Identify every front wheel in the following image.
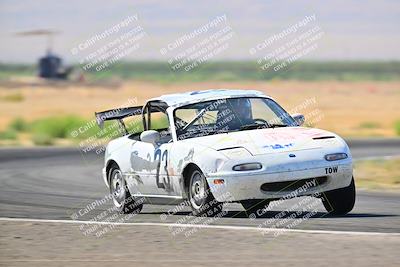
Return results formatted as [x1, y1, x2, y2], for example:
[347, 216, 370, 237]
[188, 167, 223, 217]
[322, 177, 356, 215]
[109, 165, 143, 214]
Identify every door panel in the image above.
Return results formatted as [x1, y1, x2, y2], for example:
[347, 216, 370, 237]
[127, 141, 156, 195]
[152, 143, 174, 195]
[128, 141, 180, 196]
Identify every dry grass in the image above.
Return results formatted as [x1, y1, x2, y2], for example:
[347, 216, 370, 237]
[354, 158, 400, 190]
[0, 80, 399, 137]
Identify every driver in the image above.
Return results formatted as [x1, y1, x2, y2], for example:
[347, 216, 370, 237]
[218, 98, 254, 130]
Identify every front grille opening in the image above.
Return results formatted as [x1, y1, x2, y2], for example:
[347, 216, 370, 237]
[260, 176, 327, 192]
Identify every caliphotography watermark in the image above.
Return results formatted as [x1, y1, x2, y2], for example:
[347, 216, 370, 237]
[250, 14, 324, 72]
[69, 188, 145, 238]
[164, 187, 231, 238]
[246, 179, 326, 238]
[69, 97, 140, 156]
[71, 14, 147, 72]
[160, 14, 235, 72]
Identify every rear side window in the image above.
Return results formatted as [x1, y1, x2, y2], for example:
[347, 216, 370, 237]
[149, 111, 169, 130]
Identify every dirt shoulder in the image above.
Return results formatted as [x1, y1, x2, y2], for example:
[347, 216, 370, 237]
[0, 80, 399, 137]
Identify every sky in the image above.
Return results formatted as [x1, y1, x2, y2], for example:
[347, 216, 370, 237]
[0, 0, 399, 63]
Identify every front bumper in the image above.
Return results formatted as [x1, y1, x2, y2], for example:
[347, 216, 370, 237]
[206, 162, 353, 202]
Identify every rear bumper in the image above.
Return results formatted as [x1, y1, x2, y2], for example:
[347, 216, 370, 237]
[206, 162, 353, 202]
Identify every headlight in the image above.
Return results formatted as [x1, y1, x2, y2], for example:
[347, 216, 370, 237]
[232, 163, 262, 171]
[325, 153, 348, 161]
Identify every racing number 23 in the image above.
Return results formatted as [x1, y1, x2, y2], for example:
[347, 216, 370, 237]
[154, 149, 170, 189]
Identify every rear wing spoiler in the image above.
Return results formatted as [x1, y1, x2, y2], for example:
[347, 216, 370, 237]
[95, 106, 142, 134]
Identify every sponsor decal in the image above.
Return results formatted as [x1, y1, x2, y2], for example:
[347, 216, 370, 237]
[264, 142, 294, 150]
[325, 166, 338, 174]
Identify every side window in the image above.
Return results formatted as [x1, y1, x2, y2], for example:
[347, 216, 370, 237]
[250, 98, 281, 124]
[124, 115, 144, 134]
[250, 98, 290, 125]
[151, 111, 171, 143]
[150, 111, 169, 130]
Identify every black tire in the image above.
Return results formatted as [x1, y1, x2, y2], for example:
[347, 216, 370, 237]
[187, 166, 223, 217]
[109, 165, 143, 214]
[322, 177, 356, 215]
[241, 199, 270, 217]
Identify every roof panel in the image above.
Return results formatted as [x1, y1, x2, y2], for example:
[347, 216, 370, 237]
[148, 89, 268, 107]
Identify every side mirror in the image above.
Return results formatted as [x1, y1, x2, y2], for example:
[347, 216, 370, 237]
[292, 113, 305, 126]
[140, 130, 160, 144]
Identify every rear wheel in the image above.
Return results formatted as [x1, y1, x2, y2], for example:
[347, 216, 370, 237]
[188, 167, 223, 217]
[322, 177, 356, 215]
[241, 199, 270, 217]
[109, 165, 143, 214]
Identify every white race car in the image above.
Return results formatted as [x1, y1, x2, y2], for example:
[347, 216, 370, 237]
[96, 89, 355, 217]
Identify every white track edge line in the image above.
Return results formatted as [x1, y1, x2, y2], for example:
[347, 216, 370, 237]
[1, 217, 399, 236]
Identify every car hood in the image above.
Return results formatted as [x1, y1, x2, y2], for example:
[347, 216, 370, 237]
[183, 127, 343, 156]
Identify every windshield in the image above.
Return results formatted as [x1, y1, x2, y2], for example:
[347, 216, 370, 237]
[174, 97, 296, 140]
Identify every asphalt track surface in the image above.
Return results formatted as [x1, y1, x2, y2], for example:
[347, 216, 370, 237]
[1, 139, 400, 266]
[0, 138, 400, 234]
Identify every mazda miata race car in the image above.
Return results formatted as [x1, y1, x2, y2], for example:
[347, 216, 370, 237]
[96, 89, 355, 217]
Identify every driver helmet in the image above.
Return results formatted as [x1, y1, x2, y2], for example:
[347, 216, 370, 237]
[228, 98, 252, 121]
